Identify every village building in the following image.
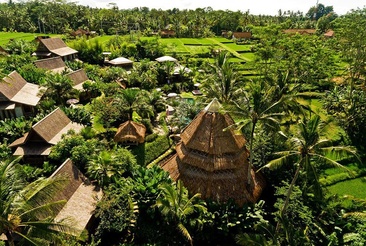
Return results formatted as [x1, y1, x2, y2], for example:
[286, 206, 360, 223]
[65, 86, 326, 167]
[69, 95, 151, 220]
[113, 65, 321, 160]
[50, 158, 103, 237]
[66, 69, 90, 91]
[0, 71, 44, 120]
[282, 29, 317, 35]
[34, 56, 70, 74]
[161, 98, 265, 206]
[114, 120, 146, 145]
[232, 31, 252, 40]
[9, 107, 83, 163]
[160, 29, 176, 38]
[32, 37, 78, 61]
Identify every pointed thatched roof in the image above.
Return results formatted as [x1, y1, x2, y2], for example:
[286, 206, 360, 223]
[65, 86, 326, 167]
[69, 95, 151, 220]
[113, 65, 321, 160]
[51, 159, 103, 236]
[66, 69, 89, 90]
[10, 108, 84, 155]
[114, 120, 146, 144]
[161, 99, 265, 206]
[34, 56, 68, 74]
[0, 71, 44, 106]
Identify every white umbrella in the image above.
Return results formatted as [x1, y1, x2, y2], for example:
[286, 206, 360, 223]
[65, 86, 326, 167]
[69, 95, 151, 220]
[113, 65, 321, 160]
[167, 92, 178, 98]
[155, 56, 177, 62]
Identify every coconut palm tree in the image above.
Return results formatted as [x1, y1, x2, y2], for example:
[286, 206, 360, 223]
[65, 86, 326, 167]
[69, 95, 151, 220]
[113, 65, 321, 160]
[0, 157, 74, 246]
[233, 79, 284, 185]
[116, 88, 153, 121]
[202, 51, 243, 104]
[155, 180, 207, 246]
[259, 114, 358, 235]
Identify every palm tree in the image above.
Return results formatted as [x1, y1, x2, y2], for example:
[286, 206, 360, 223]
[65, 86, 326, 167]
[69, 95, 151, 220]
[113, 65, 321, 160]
[259, 114, 358, 235]
[233, 79, 284, 185]
[155, 180, 207, 246]
[117, 88, 153, 121]
[202, 51, 243, 104]
[0, 157, 74, 246]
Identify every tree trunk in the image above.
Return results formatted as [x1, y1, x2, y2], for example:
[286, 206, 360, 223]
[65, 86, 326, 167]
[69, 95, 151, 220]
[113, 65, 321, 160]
[5, 231, 15, 246]
[247, 121, 256, 185]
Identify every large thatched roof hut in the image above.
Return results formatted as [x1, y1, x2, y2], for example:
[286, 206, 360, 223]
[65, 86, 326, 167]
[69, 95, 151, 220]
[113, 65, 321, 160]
[66, 69, 89, 91]
[161, 99, 265, 206]
[114, 120, 146, 145]
[50, 158, 103, 236]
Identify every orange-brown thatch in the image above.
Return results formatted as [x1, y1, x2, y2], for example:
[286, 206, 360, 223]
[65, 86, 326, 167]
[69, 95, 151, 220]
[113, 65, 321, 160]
[114, 120, 146, 145]
[161, 98, 265, 206]
[51, 159, 103, 236]
[232, 31, 252, 39]
[283, 29, 316, 35]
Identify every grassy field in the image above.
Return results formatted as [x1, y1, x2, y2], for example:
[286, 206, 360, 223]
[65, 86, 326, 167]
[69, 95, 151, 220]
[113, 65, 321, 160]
[0, 32, 59, 45]
[328, 176, 366, 199]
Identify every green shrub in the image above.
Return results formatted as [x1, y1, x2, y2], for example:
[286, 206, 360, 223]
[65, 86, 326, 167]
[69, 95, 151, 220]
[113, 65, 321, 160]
[145, 133, 158, 142]
[132, 135, 171, 166]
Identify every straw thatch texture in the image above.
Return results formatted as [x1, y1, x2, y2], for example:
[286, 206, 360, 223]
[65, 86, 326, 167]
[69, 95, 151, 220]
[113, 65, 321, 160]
[1, 71, 44, 106]
[32, 108, 83, 144]
[51, 159, 103, 236]
[34, 56, 68, 74]
[161, 98, 265, 205]
[114, 120, 146, 144]
[66, 69, 88, 90]
[38, 38, 78, 57]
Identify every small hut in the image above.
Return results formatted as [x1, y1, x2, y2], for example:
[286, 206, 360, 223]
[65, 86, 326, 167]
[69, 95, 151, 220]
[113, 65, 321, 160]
[161, 98, 265, 206]
[66, 69, 90, 91]
[50, 158, 103, 236]
[107, 57, 133, 69]
[34, 56, 69, 74]
[32, 37, 78, 61]
[0, 71, 44, 120]
[114, 121, 146, 145]
[9, 108, 84, 163]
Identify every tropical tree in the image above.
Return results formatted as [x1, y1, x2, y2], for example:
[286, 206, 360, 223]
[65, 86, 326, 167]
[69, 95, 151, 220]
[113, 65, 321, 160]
[116, 88, 153, 121]
[202, 51, 243, 104]
[260, 114, 358, 237]
[233, 79, 284, 185]
[0, 157, 74, 246]
[155, 180, 207, 246]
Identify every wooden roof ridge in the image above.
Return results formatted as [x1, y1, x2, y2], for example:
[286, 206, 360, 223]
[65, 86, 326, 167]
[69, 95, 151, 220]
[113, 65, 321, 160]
[40, 37, 67, 50]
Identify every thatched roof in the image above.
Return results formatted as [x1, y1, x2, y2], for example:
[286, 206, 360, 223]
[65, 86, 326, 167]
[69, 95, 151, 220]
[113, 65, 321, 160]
[324, 30, 334, 38]
[10, 108, 83, 155]
[232, 32, 252, 39]
[114, 120, 146, 144]
[51, 159, 102, 236]
[66, 69, 89, 90]
[161, 98, 265, 205]
[37, 38, 78, 57]
[0, 71, 44, 106]
[34, 56, 68, 74]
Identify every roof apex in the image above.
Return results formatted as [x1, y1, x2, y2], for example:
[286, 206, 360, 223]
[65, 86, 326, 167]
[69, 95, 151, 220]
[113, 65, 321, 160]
[204, 98, 221, 113]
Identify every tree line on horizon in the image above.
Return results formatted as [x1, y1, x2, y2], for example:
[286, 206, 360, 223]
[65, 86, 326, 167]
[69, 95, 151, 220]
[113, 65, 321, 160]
[0, 0, 336, 36]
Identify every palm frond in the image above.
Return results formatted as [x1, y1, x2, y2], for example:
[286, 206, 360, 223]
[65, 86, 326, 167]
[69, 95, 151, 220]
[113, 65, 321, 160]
[259, 152, 299, 171]
[310, 153, 354, 175]
[177, 222, 192, 245]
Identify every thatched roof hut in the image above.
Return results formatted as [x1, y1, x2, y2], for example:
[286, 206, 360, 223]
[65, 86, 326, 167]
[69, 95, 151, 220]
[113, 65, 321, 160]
[0, 71, 44, 106]
[50, 159, 102, 236]
[283, 29, 316, 35]
[114, 120, 146, 145]
[34, 56, 69, 74]
[107, 57, 133, 68]
[9, 108, 83, 161]
[66, 69, 89, 90]
[33, 37, 78, 61]
[161, 99, 265, 206]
